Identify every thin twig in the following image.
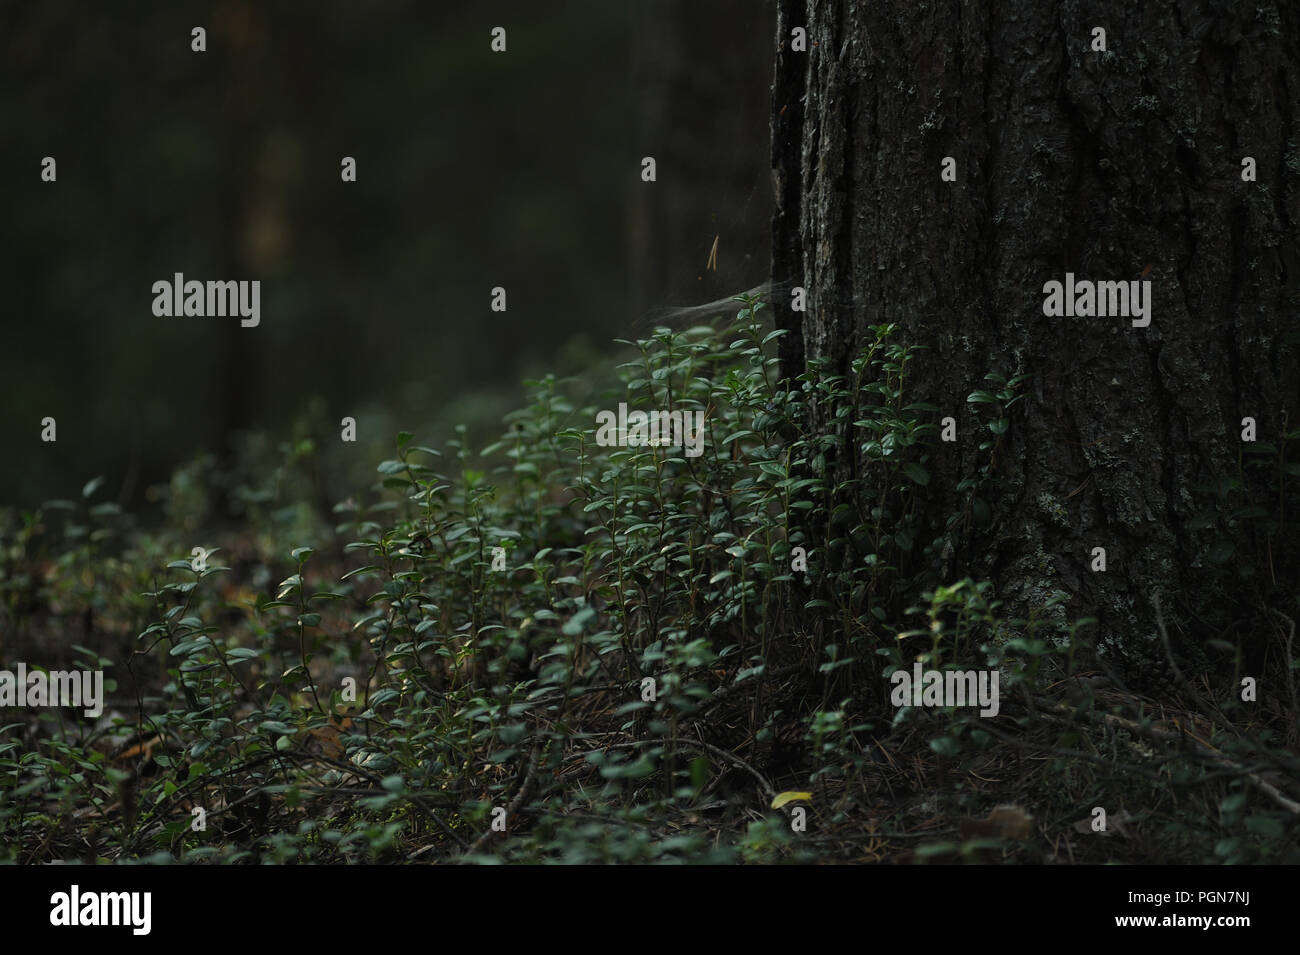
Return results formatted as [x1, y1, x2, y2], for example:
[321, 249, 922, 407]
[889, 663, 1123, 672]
[281, 749, 469, 849]
[1266, 608, 1298, 733]
[461, 742, 542, 860]
[1038, 696, 1300, 815]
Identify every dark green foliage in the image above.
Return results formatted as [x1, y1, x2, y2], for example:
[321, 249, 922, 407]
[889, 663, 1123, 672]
[2, 293, 1298, 864]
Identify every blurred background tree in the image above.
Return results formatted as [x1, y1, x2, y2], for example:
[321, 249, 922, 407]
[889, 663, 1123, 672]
[0, 0, 773, 510]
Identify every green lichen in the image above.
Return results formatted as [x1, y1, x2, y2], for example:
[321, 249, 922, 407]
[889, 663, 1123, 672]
[1037, 491, 1070, 529]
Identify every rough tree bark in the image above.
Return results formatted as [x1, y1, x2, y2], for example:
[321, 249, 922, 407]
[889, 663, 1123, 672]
[771, 0, 1299, 678]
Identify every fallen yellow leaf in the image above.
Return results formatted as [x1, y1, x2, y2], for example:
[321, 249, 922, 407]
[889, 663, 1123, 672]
[770, 791, 813, 809]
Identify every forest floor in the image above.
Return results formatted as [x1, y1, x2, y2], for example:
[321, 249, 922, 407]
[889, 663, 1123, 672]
[4, 313, 1297, 863]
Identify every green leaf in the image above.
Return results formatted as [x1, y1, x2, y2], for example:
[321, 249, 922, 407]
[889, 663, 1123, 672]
[1219, 792, 1248, 815]
[904, 462, 930, 486]
[562, 607, 597, 636]
[690, 756, 710, 791]
[600, 755, 656, 779]
[1245, 814, 1284, 839]
[930, 736, 959, 757]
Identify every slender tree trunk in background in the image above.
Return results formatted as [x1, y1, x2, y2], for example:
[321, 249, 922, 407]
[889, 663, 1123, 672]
[771, 0, 1300, 677]
[214, 15, 261, 452]
[631, 0, 774, 320]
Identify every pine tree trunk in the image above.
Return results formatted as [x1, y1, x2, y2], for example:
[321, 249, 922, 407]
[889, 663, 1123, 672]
[770, 0, 1300, 675]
